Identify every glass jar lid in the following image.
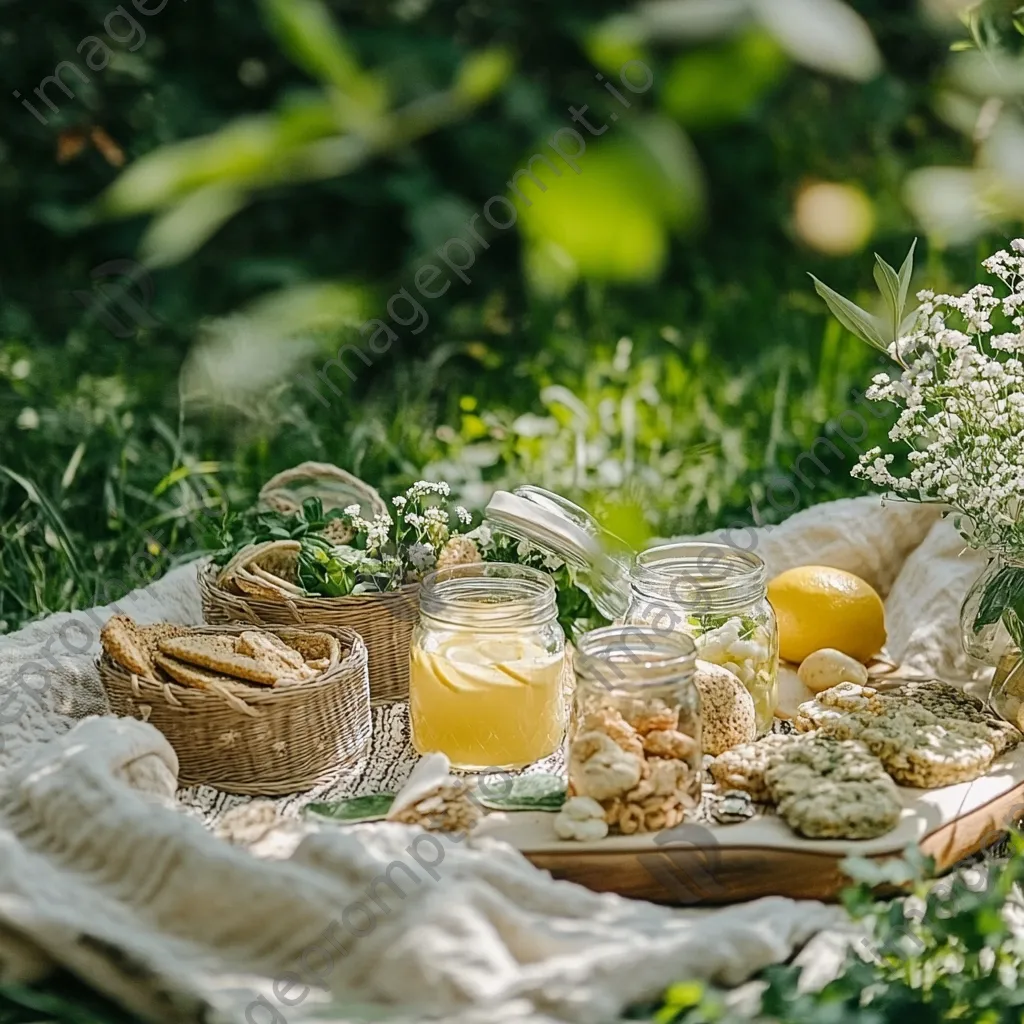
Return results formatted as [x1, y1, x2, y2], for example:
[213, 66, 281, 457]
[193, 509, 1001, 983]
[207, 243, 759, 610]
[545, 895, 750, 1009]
[483, 486, 630, 620]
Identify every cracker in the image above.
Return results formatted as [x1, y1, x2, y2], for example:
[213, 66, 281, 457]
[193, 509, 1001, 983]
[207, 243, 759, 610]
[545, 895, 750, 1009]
[232, 573, 289, 602]
[794, 682, 886, 732]
[236, 631, 308, 673]
[100, 615, 154, 679]
[895, 680, 1019, 757]
[157, 636, 280, 686]
[283, 631, 341, 666]
[775, 778, 901, 840]
[248, 565, 305, 596]
[153, 653, 246, 694]
[805, 679, 1019, 769]
[101, 616, 192, 681]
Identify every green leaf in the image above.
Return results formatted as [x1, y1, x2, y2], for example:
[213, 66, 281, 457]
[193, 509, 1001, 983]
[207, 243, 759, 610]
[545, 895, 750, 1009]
[897, 238, 918, 313]
[873, 255, 901, 338]
[809, 274, 890, 350]
[899, 308, 921, 335]
[660, 29, 788, 129]
[305, 793, 395, 822]
[139, 186, 247, 269]
[1005, 611, 1024, 652]
[475, 773, 567, 811]
[260, 0, 363, 96]
[973, 565, 1024, 630]
[454, 48, 514, 104]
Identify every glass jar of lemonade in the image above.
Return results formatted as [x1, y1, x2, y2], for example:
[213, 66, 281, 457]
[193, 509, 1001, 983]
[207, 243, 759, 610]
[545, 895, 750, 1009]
[409, 563, 566, 771]
[625, 542, 779, 735]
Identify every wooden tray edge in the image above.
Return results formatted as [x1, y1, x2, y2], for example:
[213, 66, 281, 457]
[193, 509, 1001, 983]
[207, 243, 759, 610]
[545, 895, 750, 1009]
[524, 780, 1024, 905]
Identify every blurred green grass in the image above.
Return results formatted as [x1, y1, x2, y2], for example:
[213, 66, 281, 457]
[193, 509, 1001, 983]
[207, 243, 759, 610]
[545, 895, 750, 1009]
[3, 0, 994, 634]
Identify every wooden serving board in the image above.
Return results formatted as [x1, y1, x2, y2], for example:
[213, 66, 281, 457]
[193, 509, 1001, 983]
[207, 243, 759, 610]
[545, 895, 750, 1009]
[475, 747, 1024, 904]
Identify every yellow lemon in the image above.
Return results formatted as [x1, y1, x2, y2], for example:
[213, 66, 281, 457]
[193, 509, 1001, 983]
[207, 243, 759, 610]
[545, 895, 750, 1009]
[767, 565, 886, 664]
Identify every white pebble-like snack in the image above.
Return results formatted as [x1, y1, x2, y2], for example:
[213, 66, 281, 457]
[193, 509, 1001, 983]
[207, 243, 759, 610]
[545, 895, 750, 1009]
[694, 618, 769, 687]
[692, 616, 775, 731]
[553, 796, 609, 841]
[797, 648, 869, 694]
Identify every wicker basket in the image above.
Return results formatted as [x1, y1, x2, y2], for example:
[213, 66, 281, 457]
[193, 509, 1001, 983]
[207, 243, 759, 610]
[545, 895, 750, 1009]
[99, 625, 371, 795]
[259, 462, 387, 544]
[201, 563, 418, 705]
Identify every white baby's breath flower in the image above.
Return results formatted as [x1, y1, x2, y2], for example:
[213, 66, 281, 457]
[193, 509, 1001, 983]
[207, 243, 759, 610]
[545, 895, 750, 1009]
[364, 513, 393, 554]
[468, 523, 493, 549]
[854, 240, 1024, 557]
[407, 542, 435, 572]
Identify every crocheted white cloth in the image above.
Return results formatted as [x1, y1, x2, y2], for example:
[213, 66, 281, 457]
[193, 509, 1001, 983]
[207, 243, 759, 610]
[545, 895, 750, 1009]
[0, 497, 983, 1024]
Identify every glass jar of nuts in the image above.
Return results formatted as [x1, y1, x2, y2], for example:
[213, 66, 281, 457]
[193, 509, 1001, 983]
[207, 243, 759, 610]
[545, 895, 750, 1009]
[569, 625, 701, 835]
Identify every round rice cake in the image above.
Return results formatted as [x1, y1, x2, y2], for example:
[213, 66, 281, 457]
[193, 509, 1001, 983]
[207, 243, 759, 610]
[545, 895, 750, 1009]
[820, 704, 996, 788]
[765, 736, 901, 840]
[794, 682, 886, 732]
[709, 734, 800, 802]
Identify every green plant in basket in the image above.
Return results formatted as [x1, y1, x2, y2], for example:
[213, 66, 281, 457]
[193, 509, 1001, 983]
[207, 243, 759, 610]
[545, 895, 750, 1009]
[213, 483, 478, 597]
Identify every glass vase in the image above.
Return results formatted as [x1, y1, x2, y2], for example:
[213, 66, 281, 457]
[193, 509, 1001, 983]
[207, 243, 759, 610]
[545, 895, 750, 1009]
[960, 555, 1024, 729]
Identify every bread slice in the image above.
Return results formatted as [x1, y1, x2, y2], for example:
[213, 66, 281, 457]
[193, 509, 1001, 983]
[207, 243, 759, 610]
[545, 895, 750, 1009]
[153, 653, 243, 693]
[157, 636, 280, 686]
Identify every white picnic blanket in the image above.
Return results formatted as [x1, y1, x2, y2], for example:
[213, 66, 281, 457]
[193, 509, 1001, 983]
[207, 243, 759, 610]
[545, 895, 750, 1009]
[0, 497, 985, 1023]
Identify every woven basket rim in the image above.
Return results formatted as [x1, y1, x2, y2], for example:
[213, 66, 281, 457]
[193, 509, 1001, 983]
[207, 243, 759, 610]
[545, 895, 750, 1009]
[258, 461, 387, 517]
[203, 558, 420, 608]
[99, 623, 367, 710]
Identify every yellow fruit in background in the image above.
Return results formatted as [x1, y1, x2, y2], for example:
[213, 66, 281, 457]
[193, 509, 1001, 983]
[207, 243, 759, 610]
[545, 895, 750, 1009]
[767, 565, 886, 664]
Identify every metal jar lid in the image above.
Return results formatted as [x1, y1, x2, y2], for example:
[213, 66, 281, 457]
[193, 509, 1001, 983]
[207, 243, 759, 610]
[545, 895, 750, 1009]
[483, 485, 630, 621]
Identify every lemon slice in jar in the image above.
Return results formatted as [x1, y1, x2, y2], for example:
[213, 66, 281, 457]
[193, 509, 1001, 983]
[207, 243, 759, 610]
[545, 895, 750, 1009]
[436, 634, 557, 692]
[413, 648, 476, 693]
[430, 638, 534, 689]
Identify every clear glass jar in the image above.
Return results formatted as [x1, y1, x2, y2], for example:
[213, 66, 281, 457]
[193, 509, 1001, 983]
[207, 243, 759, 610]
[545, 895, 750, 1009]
[409, 562, 566, 771]
[625, 542, 779, 735]
[570, 626, 701, 834]
[960, 555, 1024, 728]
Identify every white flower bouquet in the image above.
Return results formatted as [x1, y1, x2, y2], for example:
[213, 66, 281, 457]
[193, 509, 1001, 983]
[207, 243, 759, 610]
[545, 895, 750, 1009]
[813, 240, 1024, 653]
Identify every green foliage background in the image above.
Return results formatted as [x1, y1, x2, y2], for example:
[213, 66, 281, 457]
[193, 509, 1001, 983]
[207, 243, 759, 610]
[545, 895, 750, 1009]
[5, 4, 1024, 1022]
[0, 0, 1003, 631]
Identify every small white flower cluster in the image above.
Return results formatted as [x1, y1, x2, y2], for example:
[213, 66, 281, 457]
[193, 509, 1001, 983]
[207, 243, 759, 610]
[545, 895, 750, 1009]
[342, 504, 394, 555]
[853, 241, 1024, 554]
[338, 481, 476, 583]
